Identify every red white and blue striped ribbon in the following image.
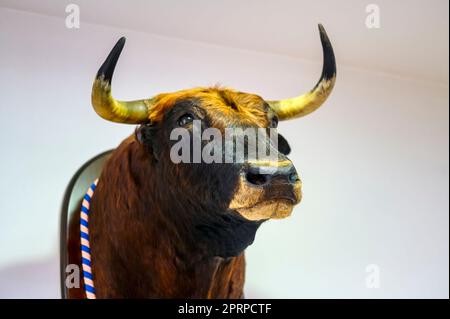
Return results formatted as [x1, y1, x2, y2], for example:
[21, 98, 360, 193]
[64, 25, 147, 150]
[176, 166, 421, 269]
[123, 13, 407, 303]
[80, 179, 98, 299]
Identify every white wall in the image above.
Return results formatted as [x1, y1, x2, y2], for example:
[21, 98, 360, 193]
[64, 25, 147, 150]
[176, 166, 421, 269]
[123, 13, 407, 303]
[0, 7, 448, 298]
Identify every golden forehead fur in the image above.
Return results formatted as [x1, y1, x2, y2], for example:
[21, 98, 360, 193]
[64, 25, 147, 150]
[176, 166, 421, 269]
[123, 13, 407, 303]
[148, 87, 269, 126]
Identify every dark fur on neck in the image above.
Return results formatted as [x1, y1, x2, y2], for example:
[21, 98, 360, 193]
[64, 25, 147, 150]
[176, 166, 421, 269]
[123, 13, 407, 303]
[88, 136, 254, 298]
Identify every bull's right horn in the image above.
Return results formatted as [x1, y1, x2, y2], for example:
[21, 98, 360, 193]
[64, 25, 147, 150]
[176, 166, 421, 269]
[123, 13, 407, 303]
[91, 37, 155, 124]
[267, 24, 337, 120]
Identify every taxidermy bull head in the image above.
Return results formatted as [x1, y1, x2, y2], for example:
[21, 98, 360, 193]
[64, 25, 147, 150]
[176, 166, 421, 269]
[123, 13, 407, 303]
[76, 24, 336, 298]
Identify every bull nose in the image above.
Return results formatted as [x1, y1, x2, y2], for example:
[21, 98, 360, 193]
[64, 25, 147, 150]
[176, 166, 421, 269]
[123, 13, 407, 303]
[244, 161, 300, 186]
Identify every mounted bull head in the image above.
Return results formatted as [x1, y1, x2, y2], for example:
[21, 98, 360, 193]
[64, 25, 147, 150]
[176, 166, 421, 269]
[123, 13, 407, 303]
[81, 24, 336, 298]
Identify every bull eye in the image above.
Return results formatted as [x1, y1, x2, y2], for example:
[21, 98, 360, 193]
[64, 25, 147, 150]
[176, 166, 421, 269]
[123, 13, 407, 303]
[270, 116, 279, 128]
[177, 113, 194, 126]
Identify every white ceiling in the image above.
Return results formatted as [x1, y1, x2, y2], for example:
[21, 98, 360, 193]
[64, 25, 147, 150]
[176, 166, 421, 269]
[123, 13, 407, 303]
[0, 0, 448, 84]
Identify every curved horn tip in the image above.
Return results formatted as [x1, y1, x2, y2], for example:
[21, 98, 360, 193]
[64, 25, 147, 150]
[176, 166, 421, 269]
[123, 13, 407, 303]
[318, 24, 332, 41]
[96, 37, 127, 82]
[317, 24, 336, 80]
[318, 23, 326, 35]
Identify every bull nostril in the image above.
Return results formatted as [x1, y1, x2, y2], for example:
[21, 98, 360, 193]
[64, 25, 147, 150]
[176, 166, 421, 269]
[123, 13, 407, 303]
[245, 172, 269, 186]
[288, 172, 300, 184]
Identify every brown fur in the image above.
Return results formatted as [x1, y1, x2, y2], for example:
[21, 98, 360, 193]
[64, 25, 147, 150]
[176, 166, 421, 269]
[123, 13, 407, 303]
[149, 87, 270, 127]
[88, 137, 246, 298]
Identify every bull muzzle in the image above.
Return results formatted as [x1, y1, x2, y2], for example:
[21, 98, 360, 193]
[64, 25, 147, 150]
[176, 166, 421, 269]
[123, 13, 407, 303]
[229, 159, 302, 221]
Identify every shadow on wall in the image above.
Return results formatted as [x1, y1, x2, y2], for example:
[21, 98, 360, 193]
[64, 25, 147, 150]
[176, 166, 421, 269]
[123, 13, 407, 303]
[0, 255, 60, 298]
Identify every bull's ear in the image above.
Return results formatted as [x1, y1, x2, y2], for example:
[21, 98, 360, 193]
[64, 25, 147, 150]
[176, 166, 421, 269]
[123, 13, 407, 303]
[135, 123, 160, 161]
[278, 133, 291, 155]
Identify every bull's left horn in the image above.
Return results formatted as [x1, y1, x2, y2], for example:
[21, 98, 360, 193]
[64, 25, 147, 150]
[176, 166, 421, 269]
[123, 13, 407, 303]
[91, 37, 153, 124]
[268, 24, 336, 120]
